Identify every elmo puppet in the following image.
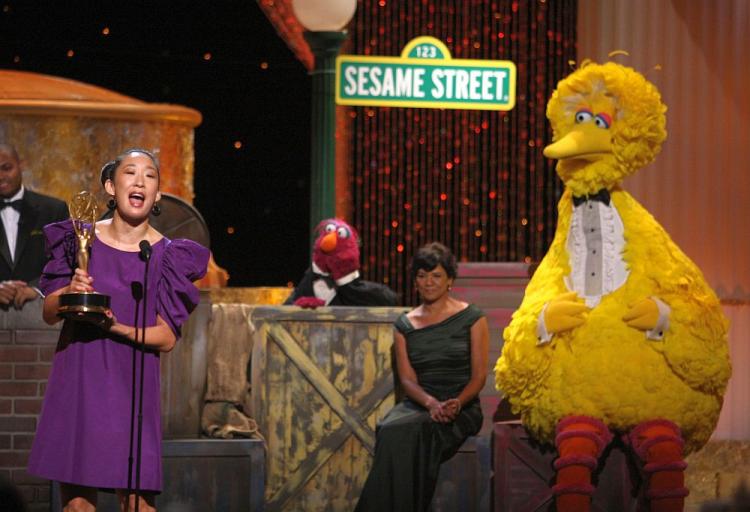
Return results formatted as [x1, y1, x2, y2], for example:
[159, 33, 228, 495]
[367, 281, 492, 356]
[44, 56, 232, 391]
[285, 219, 397, 307]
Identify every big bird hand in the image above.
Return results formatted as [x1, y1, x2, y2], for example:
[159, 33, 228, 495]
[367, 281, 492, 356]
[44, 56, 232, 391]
[622, 298, 659, 331]
[544, 292, 588, 334]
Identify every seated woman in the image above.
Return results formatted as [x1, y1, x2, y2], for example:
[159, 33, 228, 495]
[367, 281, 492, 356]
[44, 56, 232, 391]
[355, 242, 489, 511]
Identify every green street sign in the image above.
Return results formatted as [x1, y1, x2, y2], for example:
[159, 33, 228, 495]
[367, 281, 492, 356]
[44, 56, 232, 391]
[336, 36, 516, 111]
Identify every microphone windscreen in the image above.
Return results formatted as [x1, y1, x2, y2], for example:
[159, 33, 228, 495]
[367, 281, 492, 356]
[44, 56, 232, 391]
[139, 240, 152, 261]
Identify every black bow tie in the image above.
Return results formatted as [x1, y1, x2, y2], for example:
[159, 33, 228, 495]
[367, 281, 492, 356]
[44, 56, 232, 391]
[0, 199, 23, 212]
[573, 189, 611, 207]
[312, 271, 336, 288]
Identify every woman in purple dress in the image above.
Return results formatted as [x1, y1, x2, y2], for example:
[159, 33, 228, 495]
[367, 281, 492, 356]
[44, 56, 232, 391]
[28, 149, 209, 512]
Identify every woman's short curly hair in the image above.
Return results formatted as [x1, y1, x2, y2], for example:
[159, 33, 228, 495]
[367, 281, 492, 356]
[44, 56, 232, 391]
[411, 242, 458, 281]
[100, 148, 160, 187]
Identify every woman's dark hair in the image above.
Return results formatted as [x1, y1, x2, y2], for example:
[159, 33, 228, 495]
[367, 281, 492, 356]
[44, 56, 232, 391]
[99, 147, 160, 187]
[411, 242, 458, 280]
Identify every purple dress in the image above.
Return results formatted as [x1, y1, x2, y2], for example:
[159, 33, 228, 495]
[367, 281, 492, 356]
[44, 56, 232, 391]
[28, 220, 209, 491]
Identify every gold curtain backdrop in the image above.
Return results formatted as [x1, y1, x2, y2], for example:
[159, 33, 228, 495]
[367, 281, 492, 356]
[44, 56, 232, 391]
[578, 0, 750, 439]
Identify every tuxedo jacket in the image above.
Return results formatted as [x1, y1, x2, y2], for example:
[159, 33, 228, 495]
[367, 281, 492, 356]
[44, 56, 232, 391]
[285, 268, 398, 307]
[0, 189, 69, 287]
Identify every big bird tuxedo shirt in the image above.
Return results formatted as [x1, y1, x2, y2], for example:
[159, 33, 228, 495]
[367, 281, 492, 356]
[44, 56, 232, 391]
[536, 198, 669, 343]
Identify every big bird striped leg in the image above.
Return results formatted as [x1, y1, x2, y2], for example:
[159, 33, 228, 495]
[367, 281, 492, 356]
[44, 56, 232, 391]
[628, 419, 689, 512]
[552, 415, 613, 512]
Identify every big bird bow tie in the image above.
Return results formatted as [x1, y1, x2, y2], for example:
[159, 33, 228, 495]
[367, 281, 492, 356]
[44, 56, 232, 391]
[573, 189, 611, 207]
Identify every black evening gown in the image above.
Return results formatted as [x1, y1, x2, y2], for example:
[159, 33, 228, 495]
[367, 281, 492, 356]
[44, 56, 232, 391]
[355, 304, 485, 512]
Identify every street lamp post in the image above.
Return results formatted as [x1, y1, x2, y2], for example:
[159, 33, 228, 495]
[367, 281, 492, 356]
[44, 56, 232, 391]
[292, 0, 357, 234]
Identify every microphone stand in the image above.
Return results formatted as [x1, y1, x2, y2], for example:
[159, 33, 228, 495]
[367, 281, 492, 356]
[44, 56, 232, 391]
[127, 283, 142, 503]
[135, 241, 152, 512]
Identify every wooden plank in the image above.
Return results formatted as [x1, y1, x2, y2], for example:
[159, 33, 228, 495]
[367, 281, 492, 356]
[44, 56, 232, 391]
[267, 322, 376, 453]
[252, 305, 407, 324]
[266, 368, 394, 511]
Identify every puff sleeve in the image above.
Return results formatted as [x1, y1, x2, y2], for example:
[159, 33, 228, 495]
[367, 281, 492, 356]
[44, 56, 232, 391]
[38, 220, 77, 297]
[157, 239, 209, 339]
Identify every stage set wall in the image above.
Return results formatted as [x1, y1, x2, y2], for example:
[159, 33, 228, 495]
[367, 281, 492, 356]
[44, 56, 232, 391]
[577, 0, 750, 441]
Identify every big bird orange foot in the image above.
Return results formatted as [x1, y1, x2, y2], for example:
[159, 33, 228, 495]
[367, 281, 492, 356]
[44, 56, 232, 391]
[628, 420, 689, 512]
[553, 416, 612, 512]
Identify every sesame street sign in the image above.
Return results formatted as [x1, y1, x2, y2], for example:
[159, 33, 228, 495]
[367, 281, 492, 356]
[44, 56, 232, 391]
[336, 36, 516, 111]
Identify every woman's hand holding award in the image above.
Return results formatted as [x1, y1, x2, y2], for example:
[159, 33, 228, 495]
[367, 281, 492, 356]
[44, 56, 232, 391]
[58, 191, 112, 322]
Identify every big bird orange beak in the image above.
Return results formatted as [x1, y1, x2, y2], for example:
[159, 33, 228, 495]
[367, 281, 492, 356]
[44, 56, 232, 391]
[544, 123, 612, 161]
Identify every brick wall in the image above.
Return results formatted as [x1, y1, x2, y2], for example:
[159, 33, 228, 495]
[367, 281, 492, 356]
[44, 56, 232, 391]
[0, 300, 60, 512]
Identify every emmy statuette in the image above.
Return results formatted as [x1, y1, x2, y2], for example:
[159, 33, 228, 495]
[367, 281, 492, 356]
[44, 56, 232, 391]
[58, 192, 112, 320]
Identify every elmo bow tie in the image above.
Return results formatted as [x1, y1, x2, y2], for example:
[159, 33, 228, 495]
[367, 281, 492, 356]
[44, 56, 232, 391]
[311, 271, 336, 288]
[573, 189, 611, 207]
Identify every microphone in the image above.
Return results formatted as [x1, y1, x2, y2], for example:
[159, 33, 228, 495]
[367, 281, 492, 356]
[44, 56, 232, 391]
[139, 240, 152, 262]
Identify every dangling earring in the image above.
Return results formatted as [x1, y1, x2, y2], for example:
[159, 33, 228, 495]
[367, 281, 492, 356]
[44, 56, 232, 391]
[151, 203, 161, 216]
[107, 197, 116, 210]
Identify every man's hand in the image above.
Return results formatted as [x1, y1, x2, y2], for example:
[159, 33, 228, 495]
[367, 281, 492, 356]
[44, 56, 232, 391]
[13, 285, 40, 309]
[0, 280, 19, 305]
[0, 280, 36, 308]
[544, 292, 588, 334]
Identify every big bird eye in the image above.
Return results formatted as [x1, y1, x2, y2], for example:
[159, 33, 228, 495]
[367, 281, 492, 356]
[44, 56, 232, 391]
[324, 223, 336, 233]
[595, 113, 612, 129]
[337, 226, 350, 239]
[575, 110, 593, 123]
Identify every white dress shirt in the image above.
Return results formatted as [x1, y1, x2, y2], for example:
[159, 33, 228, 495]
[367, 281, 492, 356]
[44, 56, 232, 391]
[1, 186, 24, 262]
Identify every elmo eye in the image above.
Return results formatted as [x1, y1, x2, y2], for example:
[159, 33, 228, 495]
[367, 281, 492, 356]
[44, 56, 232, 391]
[324, 223, 336, 233]
[337, 226, 350, 238]
[595, 113, 611, 129]
[575, 110, 593, 123]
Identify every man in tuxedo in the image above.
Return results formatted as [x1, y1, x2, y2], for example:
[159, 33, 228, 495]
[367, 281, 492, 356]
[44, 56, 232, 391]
[0, 144, 69, 309]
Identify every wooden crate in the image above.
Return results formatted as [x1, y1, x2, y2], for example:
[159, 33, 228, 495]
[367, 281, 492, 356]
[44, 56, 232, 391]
[493, 421, 641, 512]
[433, 435, 493, 511]
[52, 439, 265, 511]
[250, 306, 407, 512]
[160, 290, 211, 438]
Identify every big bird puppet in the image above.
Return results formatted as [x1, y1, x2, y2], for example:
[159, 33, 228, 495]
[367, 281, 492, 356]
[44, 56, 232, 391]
[494, 61, 731, 512]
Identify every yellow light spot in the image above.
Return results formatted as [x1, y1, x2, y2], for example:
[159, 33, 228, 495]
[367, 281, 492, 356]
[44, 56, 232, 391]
[203, 52, 212, 61]
[67, 50, 75, 58]
[233, 141, 242, 149]
[260, 62, 269, 69]
[475, 230, 482, 237]
[102, 27, 110, 35]
[227, 226, 235, 234]
[521, 218, 528, 226]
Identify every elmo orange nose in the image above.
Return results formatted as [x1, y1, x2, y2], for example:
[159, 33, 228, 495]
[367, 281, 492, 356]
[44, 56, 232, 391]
[320, 232, 337, 253]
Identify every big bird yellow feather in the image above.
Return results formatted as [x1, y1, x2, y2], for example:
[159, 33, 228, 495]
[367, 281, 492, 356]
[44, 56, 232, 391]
[494, 61, 730, 512]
